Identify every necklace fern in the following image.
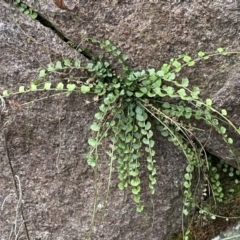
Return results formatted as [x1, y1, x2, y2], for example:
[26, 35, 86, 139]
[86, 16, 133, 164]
[1, 39, 240, 238]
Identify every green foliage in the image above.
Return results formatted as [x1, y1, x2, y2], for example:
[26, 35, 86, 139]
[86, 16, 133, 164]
[1, 38, 240, 238]
[14, 0, 38, 19]
[208, 159, 225, 203]
[189, 157, 240, 232]
[218, 160, 240, 189]
[210, 166, 224, 203]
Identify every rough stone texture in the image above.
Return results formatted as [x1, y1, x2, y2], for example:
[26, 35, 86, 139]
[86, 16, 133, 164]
[1, 0, 240, 239]
[22, 0, 240, 166]
[0, 2, 188, 240]
[212, 222, 240, 240]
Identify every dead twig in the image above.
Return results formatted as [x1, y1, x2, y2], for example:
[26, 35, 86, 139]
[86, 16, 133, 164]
[3, 130, 30, 240]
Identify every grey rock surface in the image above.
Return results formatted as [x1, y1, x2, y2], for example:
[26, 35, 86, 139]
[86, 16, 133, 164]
[1, 0, 240, 239]
[212, 222, 240, 240]
[0, 2, 188, 240]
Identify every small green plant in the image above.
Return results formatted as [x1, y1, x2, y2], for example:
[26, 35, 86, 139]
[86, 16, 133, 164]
[186, 157, 240, 239]
[1, 38, 240, 239]
[209, 162, 224, 203]
[14, 0, 38, 19]
[205, 158, 240, 204]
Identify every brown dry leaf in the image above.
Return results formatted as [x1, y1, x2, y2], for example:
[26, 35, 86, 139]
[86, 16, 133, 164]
[53, 0, 75, 10]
